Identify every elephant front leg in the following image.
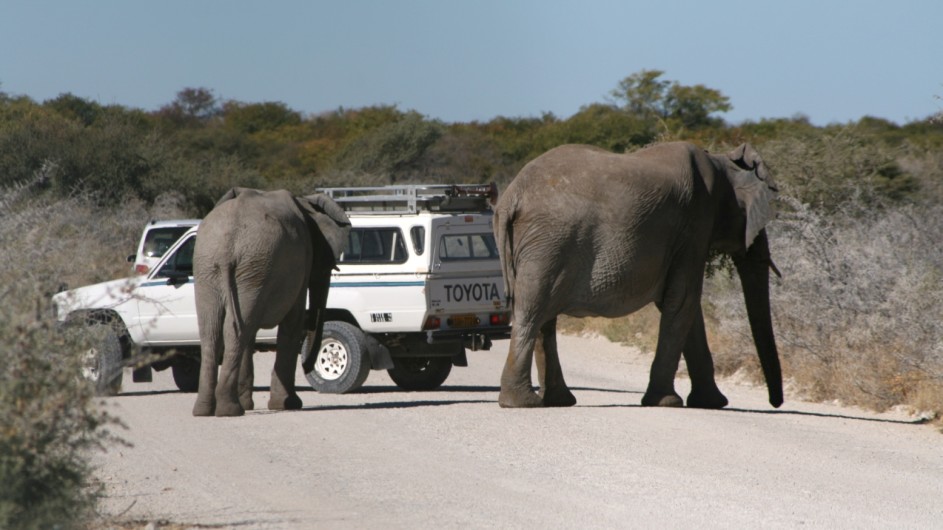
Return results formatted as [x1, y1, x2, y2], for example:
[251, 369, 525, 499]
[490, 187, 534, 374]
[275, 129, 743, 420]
[682, 307, 728, 409]
[498, 324, 543, 408]
[642, 297, 695, 408]
[535, 318, 576, 407]
[268, 349, 302, 411]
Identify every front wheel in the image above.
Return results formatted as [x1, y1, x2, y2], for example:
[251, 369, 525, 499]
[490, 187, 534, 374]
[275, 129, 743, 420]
[83, 322, 125, 396]
[387, 357, 452, 391]
[302, 321, 371, 394]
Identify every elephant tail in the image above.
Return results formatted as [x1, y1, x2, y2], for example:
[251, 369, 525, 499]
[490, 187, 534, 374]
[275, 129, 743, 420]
[494, 198, 516, 311]
[223, 260, 244, 338]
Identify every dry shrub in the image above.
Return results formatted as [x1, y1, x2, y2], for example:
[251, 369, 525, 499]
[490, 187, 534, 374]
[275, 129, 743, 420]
[707, 196, 943, 417]
[0, 177, 189, 528]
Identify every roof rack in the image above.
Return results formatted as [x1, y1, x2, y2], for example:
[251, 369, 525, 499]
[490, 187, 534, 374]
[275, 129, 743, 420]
[316, 183, 498, 214]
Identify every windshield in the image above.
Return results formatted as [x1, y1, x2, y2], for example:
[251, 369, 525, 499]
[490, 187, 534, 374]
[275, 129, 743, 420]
[144, 227, 192, 258]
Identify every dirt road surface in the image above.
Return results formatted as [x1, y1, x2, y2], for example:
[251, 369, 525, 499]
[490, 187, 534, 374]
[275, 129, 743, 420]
[94, 334, 941, 529]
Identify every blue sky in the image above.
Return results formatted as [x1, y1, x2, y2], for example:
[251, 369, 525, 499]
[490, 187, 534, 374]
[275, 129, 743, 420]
[2, 1, 940, 125]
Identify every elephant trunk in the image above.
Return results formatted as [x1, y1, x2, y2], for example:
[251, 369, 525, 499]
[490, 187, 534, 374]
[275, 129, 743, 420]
[732, 230, 784, 408]
[301, 266, 333, 374]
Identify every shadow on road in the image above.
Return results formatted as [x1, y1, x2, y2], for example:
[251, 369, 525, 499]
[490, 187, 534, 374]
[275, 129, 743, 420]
[115, 389, 188, 397]
[114, 385, 926, 426]
[724, 407, 932, 426]
[569, 386, 643, 395]
[298, 384, 503, 394]
[249, 399, 496, 414]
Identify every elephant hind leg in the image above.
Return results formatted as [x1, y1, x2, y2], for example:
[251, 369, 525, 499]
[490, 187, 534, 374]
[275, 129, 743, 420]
[193, 289, 223, 417]
[238, 346, 255, 411]
[214, 314, 251, 417]
[535, 318, 576, 407]
[268, 302, 304, 411]
[498, 322, 543, 408]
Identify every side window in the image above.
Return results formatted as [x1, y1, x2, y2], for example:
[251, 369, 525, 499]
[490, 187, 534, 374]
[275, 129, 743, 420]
[438, 233, 499, 261]
[155, 236, 196, 277]
[339, 228, 408, 264]
[410, 226, 425, 255]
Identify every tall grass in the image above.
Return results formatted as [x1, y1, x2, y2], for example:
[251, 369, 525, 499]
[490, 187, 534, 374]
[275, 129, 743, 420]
[0, 176, 190, 529]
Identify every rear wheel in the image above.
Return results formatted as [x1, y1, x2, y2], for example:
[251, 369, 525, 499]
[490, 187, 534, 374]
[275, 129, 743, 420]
[171, 355, 200, 392]
[302, 322, 371, 394]
[387, 357, 452, 391]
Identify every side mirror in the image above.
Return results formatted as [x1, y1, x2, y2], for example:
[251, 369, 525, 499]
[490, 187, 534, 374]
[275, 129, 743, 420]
[127, 254, 136, 263]
[163, 270, 191, 286]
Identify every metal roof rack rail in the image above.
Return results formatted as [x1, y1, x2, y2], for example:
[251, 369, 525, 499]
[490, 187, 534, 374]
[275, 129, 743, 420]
[316, 183, 497, 214]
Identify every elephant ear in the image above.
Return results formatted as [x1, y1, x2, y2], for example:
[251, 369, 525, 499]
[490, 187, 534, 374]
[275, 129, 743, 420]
[726, 143, 778, 250]
[299, 193, 352, 261]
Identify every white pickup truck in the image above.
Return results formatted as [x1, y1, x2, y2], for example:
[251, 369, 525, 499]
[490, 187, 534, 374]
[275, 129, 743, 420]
[53, 184, 510, 395]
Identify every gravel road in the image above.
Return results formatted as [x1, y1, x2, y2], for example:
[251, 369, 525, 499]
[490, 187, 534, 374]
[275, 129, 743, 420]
[94, 334, 942, 529]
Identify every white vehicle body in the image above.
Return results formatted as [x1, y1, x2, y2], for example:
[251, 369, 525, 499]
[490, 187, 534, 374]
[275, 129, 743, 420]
[331, 213, 505, 336]
[54, 184, 509, 393]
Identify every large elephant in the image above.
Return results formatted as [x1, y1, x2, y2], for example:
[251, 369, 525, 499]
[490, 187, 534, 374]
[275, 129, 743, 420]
[494, 141, 782, 409]
[192, 188, 351, 417]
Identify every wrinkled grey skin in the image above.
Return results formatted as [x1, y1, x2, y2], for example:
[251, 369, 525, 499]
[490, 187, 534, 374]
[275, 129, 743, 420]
[494, 142, 782, 409]
[192, 188, 350, 417]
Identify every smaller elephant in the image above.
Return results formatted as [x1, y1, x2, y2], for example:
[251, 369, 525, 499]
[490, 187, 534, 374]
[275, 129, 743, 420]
[192, 188, 350, 417]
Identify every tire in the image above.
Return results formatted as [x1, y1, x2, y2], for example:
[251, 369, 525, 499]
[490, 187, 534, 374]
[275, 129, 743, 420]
[387, 357, 452, 391]
[84, 322, 124, 396]
[171, 355, 200, 392]
[302, 321, 371, 394]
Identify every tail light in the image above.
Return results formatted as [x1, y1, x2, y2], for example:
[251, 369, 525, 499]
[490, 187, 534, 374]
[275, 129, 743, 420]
[489, 313, 510, 326]
[422, 316, 442, 330]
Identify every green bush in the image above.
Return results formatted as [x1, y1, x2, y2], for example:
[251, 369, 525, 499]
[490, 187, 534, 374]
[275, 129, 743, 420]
[0, 316, 125, 530]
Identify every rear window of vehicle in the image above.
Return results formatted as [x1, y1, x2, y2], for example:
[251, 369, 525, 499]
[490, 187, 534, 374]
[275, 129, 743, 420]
[437, 233, 499, 261]
[339, 228, 408, 264]
[144, 227, 192, 258]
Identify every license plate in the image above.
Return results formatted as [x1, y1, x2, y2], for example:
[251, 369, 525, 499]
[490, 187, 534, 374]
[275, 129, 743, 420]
[448, 314, 479, 328]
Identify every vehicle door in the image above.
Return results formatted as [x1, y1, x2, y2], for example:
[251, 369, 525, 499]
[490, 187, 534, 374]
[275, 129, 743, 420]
[329, 224, 425, 332]
[134, 233, 200, 345]
[427, 216, 506, 314]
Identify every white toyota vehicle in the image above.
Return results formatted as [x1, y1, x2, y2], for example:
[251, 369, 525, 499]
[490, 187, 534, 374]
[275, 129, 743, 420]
[54, 184, 510, 395]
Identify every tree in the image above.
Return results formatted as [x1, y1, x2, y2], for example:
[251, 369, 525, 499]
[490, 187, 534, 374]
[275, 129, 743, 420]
[664, 83, 731, 129]
[610, 70, 731, 129]
[222, 101, 302, 134]
[610, 69, 670, 121]
[157, 87, 220, 126]
[331, 112, 443, 182]
[44, 93, 104, 126]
